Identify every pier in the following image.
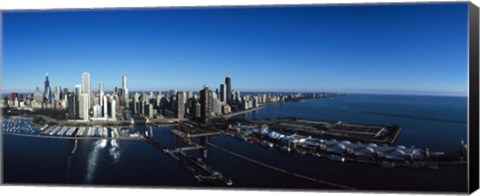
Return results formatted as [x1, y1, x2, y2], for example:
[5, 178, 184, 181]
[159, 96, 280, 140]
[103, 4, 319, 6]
[143, 136, 232, 186]
[223, 128, 466, 169]
[171, 129, 221, 138]
[176, 145, 205, 152]
[256, 119, 402, 143]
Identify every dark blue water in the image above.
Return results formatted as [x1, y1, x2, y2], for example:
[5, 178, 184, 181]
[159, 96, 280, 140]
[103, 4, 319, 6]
[234, 94, 468, 153]
[2, 94, 468, 192]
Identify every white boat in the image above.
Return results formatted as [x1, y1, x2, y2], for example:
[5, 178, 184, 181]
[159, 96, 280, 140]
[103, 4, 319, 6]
[76, 127, 85, 137]
[40, 124, 49, 131]
[103, 128, 108, 137]
[66, 127, 77, 136]
[87, 127, 94, 136]
[57, 127, 68, 136]
[42, 126, 53, 134]
[129, 133, 140, 138]
[49, 126, 61, 135]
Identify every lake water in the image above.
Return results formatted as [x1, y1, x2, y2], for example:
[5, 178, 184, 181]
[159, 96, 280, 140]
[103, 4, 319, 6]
[2, 94, 468, 192]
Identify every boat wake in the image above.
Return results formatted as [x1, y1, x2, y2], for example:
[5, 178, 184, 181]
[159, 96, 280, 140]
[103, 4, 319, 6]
[84, 139, 107, 183]
[109, 139, 121, 163]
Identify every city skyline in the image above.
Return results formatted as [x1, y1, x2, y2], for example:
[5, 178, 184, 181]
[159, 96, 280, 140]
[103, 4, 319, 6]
[2, 3, 469, 96]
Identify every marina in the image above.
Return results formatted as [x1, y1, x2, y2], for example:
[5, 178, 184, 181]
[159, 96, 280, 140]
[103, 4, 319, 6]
[1, 118, 145, 140]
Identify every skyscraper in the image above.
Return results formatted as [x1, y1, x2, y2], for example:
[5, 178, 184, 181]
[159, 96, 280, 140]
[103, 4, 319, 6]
[81, 72, 91, 119]
[82, 72, 91, 109]
[78, 93, 89, 120]
[99, 81, 104, 107]
[122, 74, 128, 105]
[66, 92, 77, 119]
[176, 92, 185, 119]
[43, 72, 50, 103]
[103, 95, 108, 118]
[220, 84, 226, 103]
[82, 72, 91, 95]
[225, 76, 232, 105]
[110, 96, 116, 120]
[75, 85, 81, 97]
[44, 72, 50, 95]
[200, 86, 211, 123]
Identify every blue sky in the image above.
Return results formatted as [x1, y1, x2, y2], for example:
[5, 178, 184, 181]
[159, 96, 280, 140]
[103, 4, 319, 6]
[1, 3, 469, 95]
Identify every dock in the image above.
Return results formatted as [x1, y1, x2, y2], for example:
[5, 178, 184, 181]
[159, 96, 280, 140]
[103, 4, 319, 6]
[269, 119, 402, 143]
[170, 129, 221, 139]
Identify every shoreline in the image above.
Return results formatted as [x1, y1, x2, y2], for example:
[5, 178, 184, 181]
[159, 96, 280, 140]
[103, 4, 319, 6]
[221, 106, 265, 119]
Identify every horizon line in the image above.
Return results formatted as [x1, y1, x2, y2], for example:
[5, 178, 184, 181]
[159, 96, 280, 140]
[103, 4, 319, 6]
[1, 89, 468, 98]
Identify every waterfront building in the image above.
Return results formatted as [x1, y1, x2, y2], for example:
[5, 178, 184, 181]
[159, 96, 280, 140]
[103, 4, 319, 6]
[82, 72, 91, 95]
[225, 76, 232, 105]
[148, 103, 154, 118]
[253, 96, 259, 108]
[122, 75, 128, 106]
[67, 92, 77, 118]
[110, 96, 116, 120]
[200, 86, 211, 123]
[78, 93, 89, 120]
[82, 72, 91, 110]
[93, 104, 102, 118]
[212, 95, 222, 116]
[222, 104, 231, 114]
[235, 90, 241, 104]
[176, 92, 185, 119]
[114, 94, 121, 118]
[169, 93, 175, 111]
[103, 95, 108, 118]
[99, 82, 104, 107]
[220, 84, 226, 103]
